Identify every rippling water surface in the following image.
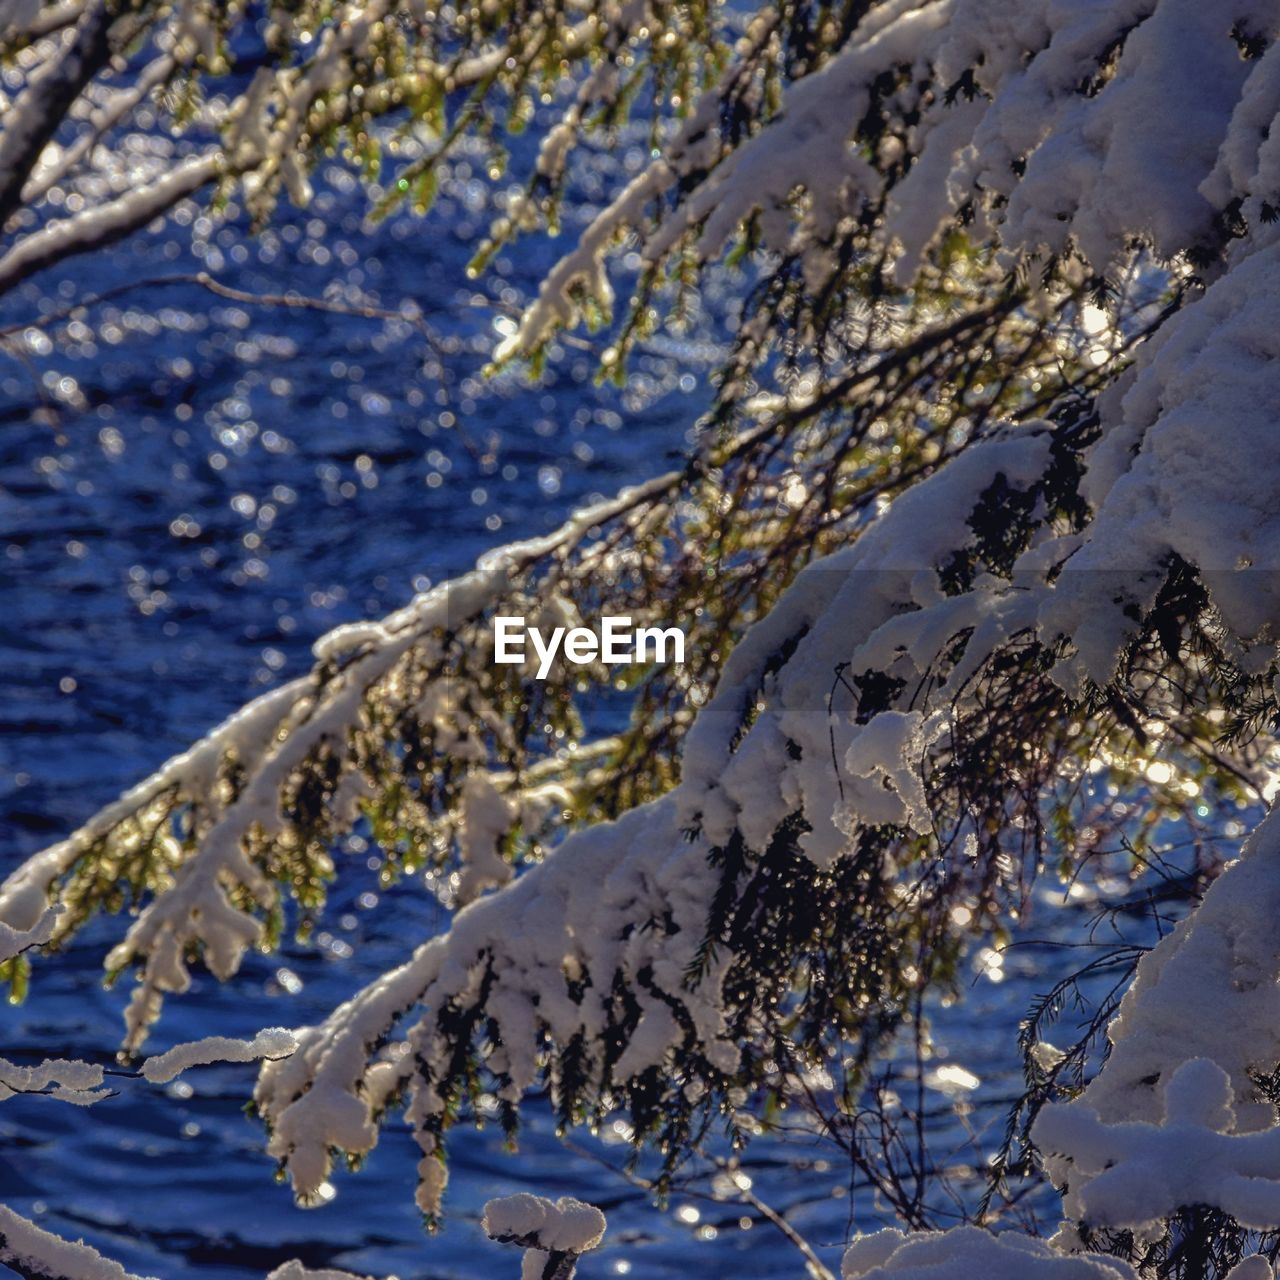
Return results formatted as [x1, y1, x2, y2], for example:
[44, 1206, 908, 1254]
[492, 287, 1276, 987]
[0, 126, 1169, 1278]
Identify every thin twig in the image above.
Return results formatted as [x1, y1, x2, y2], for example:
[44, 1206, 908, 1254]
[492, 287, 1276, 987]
[696, 1146, 838, 1280]
[0, 269, 425, 338]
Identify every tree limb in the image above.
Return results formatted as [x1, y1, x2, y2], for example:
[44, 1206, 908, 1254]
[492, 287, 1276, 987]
[0, 0, 118, 227]
[0, 151, 219, 296]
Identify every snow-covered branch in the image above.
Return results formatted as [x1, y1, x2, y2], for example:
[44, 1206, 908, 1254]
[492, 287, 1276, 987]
[0, 464, 703, 1050]
[0, 0, 733, 298]
[0, 1201, 381, 1280]
[0, 152, 221, 296]
[0, 907, 57, 964]
[0, 1204, 156, 1280]
[0, 1054, 107, 1106]
[248, 129, 1280, 1215]
[139, 1026, 298, 1085]
[1034, 802, 1280, 1238]
[0, 0, 116, 226]
[10, 2, 1280, 1274]
[499, 0, 1280, 362]
[482, 1194, 605, 1280]
[2, 288, 1054, 1053]
[840, 1226, 1140, 1280]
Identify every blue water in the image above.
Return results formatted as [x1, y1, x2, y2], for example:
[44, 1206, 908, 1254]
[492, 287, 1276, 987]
[0, 123, 1187, 1278]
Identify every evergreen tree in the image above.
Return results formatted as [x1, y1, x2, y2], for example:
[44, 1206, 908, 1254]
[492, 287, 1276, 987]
[4, 1, 1280, 1276]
